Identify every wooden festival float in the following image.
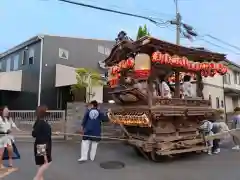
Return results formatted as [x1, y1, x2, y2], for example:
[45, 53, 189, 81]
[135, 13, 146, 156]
[104, 34, 228, 161]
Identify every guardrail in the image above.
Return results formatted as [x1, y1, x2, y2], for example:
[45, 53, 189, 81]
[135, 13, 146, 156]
[9, 110, 66, 139]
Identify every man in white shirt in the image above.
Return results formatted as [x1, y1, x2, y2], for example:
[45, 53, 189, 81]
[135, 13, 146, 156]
[158, 76, 172, 98]
[181, 75, 193, 98]
[161, 81, 172, 98]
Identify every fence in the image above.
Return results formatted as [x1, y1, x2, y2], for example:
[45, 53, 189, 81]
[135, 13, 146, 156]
[66, 102, 124, 141]
[9, 110, 66, 139]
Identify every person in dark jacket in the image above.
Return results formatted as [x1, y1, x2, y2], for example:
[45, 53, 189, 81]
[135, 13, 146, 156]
[32, 106, 52, 180]
[78, 100, 106, 162]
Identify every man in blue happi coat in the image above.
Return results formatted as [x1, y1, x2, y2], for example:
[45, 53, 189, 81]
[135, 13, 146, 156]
[78, 100, 107, 162]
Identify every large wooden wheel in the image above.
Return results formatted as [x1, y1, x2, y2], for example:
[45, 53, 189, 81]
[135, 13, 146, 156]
[150, 150, 171, 162]
[133, 146, 151, 160]
[133, 146, 143, 157]
[133, 146, 171, 162]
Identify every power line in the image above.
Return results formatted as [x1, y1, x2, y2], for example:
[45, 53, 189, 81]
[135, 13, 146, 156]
[57, 0, 170, 25]
[55, 0, 198, 42]
[179, 18, 240, 53]
[51, 0, 240, 55]
[197, 38, 240, 55]
[205, 34, 240, 51]
[80, 0, 175, 19]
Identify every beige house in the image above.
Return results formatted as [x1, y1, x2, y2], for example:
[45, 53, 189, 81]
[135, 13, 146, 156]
[222, 60, 240, 112]
[201, 60, 240, 113]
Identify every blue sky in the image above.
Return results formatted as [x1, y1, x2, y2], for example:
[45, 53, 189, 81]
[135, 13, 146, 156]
[1, 0, 240, 62]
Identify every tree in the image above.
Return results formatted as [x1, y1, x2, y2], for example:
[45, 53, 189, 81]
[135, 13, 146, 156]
[71, 68, 104, 102]
[136, 24, 150, 40]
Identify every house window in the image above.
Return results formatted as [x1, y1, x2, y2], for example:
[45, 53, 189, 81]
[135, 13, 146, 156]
[208, 94, 212, 100]
[208, 94, 212, 107]
[104, 48, 111, 56]
[22, 50, 27, 65]
[216, 97, 220, 109]
[29, 48, 35, 65]
[6, 58, 11, 72]
[221, 100, 224, 108]
[223, 73, 231, 84]
[98, 45, 104, 54]
[59, 48, 69, 60]
[0, 61, 2, 71]
[13, 54, 19, 70]
[238, 73, 240, 85]
[234, 71, 238, 84]
[98, 45, 111, 56]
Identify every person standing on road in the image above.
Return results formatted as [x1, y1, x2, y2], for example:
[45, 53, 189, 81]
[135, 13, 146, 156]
[200, 119, 213, 155]
[0, 106, 21, 169]
[78, 100, 107, 162]
[231, 107, 240, 150]
[32, 106, 52, 180]
[211, 114, 222, 154]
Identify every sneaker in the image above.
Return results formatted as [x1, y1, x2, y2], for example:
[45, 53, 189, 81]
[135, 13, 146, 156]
[232, 146, 240, 150]
[77, 158, 87, 163]
[213, 148, 220, 154]
[203, 149, 208, 153]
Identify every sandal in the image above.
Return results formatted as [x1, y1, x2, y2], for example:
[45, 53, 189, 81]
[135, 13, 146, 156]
[0, 165, 6, 169]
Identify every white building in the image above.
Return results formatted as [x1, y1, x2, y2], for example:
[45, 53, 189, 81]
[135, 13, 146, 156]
[202, 59, 240, 113]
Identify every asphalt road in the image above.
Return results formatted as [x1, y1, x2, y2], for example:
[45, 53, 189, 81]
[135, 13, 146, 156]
[2, 140, 240, 180]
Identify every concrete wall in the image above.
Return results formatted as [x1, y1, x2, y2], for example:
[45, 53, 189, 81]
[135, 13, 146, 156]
[203, 74, 223, 87]
[191, 83, 224, 110]
[66, 102, 123, 140]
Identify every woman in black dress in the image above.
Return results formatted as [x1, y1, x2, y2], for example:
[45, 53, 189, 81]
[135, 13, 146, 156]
[32, 106, 52, 180]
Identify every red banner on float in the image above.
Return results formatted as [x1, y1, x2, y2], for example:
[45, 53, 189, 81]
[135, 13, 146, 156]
[152, 51, 228, 76]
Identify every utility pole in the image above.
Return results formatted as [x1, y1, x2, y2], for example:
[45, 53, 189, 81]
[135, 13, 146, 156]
[171, 0, 197, 43]
[173, 0, 201, 99]
[174, 0, 181, 97]
[175, 0, 181, 46]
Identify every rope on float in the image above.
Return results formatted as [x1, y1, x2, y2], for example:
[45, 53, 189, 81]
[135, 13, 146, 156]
[10, 128, 240, 142]
[11, 131, 128, 141]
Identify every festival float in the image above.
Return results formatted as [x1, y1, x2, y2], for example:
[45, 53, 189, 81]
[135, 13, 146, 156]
[104, 34, 227, 161]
